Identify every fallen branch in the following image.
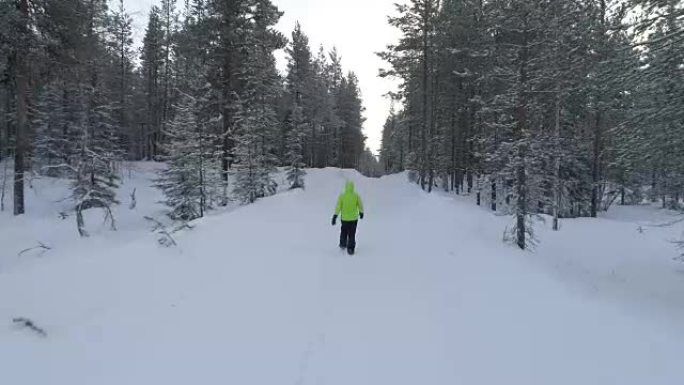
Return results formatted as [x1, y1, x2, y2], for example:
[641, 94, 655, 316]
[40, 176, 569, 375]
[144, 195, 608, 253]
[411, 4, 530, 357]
[144, 216, 177, 247]
[645, 215, 684, 228]
[144, 216, 165, 232]
[18, 242, 52, 257]
[675, 237, 684, 262]
[0, 159, 8, 212]
[12, 317, 47, 337]
[173, 222, 194, 232]
[129, 188, 137, 210]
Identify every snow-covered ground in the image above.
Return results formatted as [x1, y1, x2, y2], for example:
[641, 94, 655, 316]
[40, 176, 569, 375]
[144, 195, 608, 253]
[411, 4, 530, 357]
[1, 164, 683, 385]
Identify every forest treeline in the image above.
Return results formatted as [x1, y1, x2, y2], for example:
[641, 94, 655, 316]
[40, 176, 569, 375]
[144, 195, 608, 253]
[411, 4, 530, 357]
[379, 0, 684, 249]
[0, 0, 376, 232]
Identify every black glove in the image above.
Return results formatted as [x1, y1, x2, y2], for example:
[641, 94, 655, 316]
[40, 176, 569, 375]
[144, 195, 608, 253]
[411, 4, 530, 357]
[360, 212, 364, 220]
[332, 215, 337, 226]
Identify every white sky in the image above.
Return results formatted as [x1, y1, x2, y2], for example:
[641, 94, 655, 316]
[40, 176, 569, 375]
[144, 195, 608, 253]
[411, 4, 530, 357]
[272, 0, 400, 153]
[124, 0, 400, 153]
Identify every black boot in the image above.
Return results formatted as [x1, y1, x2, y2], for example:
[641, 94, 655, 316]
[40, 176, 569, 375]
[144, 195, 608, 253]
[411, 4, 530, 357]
[340, 224, 348, 250]
[347, 247, 355, 255]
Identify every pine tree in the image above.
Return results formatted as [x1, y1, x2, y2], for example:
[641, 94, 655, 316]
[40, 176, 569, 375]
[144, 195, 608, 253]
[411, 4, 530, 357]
[156, 91, 211, 220]
[336, 73, 366, 169]
[140, 7, 165, 159]
[160, 0, 178, 145]
[109, 0, 136, 158]
[204, 0, 254, 204]
[380, 106, 407, 174]
[285, 103, 307, 189]
[72, 89, 122, 237]
[70, 0, 125, 235]
[619, 0, 684, 209]
[325, 48, 345, 167]
[284, 22, 315, 165]
[380, 0, 441, 190]
[33, 84, 70, 177]
[233, 0, 284, 204]
[13, 0, 30, 216]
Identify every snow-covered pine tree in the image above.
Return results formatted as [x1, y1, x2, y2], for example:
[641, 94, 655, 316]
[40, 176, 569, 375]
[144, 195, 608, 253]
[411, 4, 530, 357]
[618, 0, 684, 210]
[65, 0, 124, 237]
[233, 118, 275, 203]
[281, 23, 315, 189]
[72, 87, 122, 237]
[33, 84, 70, 177]
[380, 0, 441, 190]
[480, 0, 548, 249]
[108, 0, 136, 158]
[155, 90, 212, 221]
[0, 1, 12, 163]
[203, 0, 254, 205]
[283, 22, 315, 165]
[335, 73, 366, 170]
[285, 103, 307, 189]
[10, 0, 31, 216]
[171, 0, 226, 208]
[431, 0, 488, 195]
[380, 106, 403, 174]
[140, 6, 165, 159]
[232, 0, 283, 204]
[309, 46, 332, 168]
[358, 148, 383, 178]
[159, 0, 179, 150]
[325, 48, 345, 168]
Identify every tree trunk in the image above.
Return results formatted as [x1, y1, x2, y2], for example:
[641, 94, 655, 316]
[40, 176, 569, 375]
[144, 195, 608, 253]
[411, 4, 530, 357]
[515, 15, 530, 250]
[516, 160, 526, 250]
[161, 2, 172, 152]
[199, 122, 205, 218]
[419, 1, 431, 191]
[220, 63, 234, 205]
[119, 1, 128, 158]
[465, 106, 473, 194]
[13, 0, 29, 216]
[553, 91, 561, 231]
[310, 123, 316, 168]
[0, 84, 7, 162]
[450, 105, 456, 192]
[591, 111, 602, 218]
[591, 0, 607, 218]
[1, 158, 8, 212]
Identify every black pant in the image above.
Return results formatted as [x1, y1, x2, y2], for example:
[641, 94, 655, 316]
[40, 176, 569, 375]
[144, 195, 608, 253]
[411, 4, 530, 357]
[339, 220, 358, 250]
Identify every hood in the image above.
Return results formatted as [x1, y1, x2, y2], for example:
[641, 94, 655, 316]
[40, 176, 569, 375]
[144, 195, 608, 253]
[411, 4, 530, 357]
[344, 181, 355, 193]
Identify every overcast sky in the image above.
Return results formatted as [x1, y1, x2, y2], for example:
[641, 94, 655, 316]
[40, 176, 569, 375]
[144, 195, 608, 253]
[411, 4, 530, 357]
[124, 0, 400, 154]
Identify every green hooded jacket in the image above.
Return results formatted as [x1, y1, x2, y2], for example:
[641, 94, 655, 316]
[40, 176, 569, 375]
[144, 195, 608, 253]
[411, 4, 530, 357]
[335, 181, 364, 222]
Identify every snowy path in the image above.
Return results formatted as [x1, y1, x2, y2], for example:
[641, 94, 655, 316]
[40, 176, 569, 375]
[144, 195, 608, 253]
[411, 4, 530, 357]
[1, 168, 684, 384]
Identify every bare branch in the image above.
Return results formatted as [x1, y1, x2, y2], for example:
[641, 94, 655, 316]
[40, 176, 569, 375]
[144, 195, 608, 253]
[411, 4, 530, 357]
[18, 242, 52, 257]
[12, 318, 47, 337]
[129, 188, 137, 210]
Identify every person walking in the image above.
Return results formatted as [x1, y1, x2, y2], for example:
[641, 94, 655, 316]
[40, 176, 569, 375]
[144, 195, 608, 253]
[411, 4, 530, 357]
[332, 181, 364, 255]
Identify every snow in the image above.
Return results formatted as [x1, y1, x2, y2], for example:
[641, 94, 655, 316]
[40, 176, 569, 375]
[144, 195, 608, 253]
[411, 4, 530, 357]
[1, 164, 684, 385]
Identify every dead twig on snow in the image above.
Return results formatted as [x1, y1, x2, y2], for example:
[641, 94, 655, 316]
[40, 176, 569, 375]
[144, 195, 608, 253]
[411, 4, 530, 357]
[12, 317, 47, 337]
[18, 242, 52, 257]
